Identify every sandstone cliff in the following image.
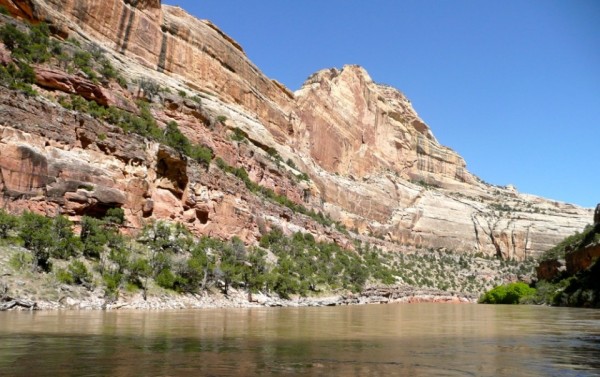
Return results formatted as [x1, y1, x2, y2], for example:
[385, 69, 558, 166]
[0, 0, 592, 259]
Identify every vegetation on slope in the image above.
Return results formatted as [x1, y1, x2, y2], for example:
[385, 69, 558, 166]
[537, 224, 600, 308]
[480, 224, 600, 307]
[0, 206, 538, 304]
[0, 209, 395, 301]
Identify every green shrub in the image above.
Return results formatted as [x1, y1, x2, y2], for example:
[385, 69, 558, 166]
[50, 215, 81, 259]
[128, 257, 151, 288]
[0, 209, 19, 238]
[479, 282, 536, 304]
[73, 51, 97, 80]
[103, 271, 122, 299]
[0, 22, 50, 63]
[67, 260, 91, 285]
[138, 77, 160, 97]
[80, 216, 110, 259]
[231, 127, 247, 142]
[188, 144, 213, 165]
[104, 207, 125, 225]
[56, 268, 75, 284]
[156, 268, 176, 290]
[9, 251, 32, 270]
[19, 211, 53, 271]
[266, 147, 281, 161]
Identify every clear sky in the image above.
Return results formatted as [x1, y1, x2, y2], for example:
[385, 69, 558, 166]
[163, 1, 600, 208]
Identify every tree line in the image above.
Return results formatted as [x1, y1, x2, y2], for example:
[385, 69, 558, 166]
[0, 209, 398, 301]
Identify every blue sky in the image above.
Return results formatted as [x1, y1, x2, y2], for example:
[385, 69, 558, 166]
[164, 1, 600, 208]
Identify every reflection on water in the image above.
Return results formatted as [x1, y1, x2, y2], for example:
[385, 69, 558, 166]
[0, 304, 599, 376]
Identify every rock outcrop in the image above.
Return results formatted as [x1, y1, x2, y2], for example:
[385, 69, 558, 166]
[0, 0, 593, 259]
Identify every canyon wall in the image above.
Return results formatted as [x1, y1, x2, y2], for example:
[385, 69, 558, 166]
[0, 0, 592, 259]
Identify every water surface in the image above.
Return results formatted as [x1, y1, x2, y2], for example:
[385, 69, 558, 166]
[1, 304, 599, 376]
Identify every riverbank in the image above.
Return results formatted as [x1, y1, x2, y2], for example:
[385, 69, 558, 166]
[2, 283, 477, 311]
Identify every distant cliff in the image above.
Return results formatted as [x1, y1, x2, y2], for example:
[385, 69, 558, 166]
[0, 0, 592, 260]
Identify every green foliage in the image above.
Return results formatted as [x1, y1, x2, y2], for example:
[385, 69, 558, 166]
[243, 247, 268, 293]
[0, 61, 37, 95]
[103, 271, 123, 300]
[0, 22, 46, 94]
[216, 115, 227, 123]
[164, 121, 191, 154]
[128, 257, 151, 288]
[188, 144, 213, 165]
[57, 260, 92, 286]
[214, 158, 337, 228]
[56, 268, 74, 285]
[230, 127, 247, 142]
[19, 211, 53, 271]
[562, 269, 600, 308]
[296, 172, 310, 181]
[0, 209, 19, 238]
[58, 97, 213, 166]
[9, 251, 32, 270]
[138, 77, 161, 97]
[50, 215, 81, 259]
[479, 282, 536, 304]
[0, 5, 8, 15]
[533, 224, 600, 308]
[1, 207, 508, 301]
[266, 147, 282, 161]
[80, 216, 110, 259]
[155, 268, 176, 290]
[489, 202, 512, 212]
[104, 207, 125, 225]
[285, 158, 297, 169]
[0, 22, 50, 63]
[73, 50, 97, 80]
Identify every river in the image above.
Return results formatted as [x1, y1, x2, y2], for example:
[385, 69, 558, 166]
[0, 304, 598, 376]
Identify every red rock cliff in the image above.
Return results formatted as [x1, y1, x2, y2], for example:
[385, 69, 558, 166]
[0, 0, 592, 258]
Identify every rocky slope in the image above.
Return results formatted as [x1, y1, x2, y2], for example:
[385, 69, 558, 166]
[0, 0, 592, 261]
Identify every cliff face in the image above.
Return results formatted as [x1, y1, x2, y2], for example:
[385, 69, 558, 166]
[0, 0, 592, 259]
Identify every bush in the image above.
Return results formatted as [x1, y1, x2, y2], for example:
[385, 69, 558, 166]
[156, 268, 176, 290]
[56, 268, 75, 284]
[479, 282, 536, 304]
[9, 251, 32, 270]
[66, 260, 91, 285]
[104, 207, 125, 225]
[80, 216, 110, 259]
[50, 215, 81, 259]
[0, 22, 50, 63]
[103, 271, 122, 299]
[19, 211, 53, 271]
[189, 144, 213, 165]
[0, 209, 19, 238]
[231, 127, 246, 142]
